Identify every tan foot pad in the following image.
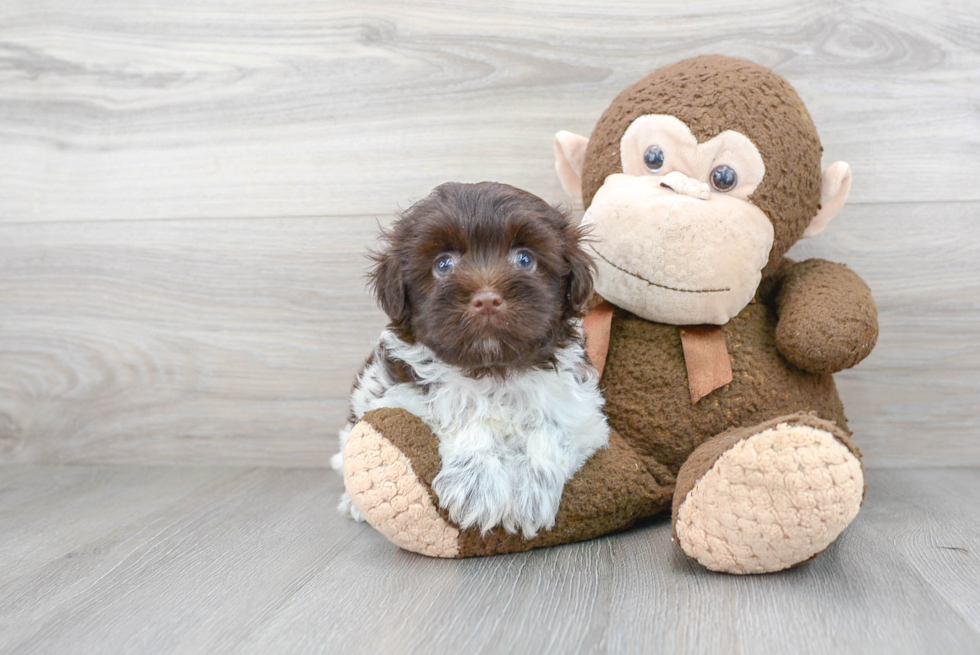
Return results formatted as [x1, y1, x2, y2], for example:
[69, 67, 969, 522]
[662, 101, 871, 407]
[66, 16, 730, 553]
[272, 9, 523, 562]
[343, 421, 460, 558]
[674, 423, 864, 574]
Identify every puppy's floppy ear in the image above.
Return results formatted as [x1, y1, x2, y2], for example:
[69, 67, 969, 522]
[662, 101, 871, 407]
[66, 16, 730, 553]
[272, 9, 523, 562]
[561, 219, 596, 316]
[368, 233, 410, 329]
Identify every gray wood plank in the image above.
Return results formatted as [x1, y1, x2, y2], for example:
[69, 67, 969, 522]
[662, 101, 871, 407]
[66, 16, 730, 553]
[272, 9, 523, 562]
[0, 466, 242, 586]
[0, 216, 385, 466]
[867, 468, 980, 634]
[238, 472, 980, 655]
[2, 202, 978, 467]
[0, 466, 359, 654]
[596, 468, 980, 655]
[3, 467, 976, 655]
[1, 0, 978, 223]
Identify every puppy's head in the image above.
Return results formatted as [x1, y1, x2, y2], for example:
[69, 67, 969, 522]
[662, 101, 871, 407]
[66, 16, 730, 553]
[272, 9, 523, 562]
[370, 181, 594, 376]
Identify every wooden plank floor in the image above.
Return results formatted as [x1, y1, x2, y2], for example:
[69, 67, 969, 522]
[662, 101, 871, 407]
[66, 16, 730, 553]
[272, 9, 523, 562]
[1, 466, 978, 655]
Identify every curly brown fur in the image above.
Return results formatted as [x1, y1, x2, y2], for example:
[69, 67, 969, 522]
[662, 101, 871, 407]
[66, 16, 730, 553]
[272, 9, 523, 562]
[369, 181, 595, 378]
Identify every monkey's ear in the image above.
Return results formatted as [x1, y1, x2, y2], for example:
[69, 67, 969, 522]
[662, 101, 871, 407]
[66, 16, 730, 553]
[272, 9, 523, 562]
[554, 131, 590, 204]
[368, 245, 409, 328]
[804, 161, 852, 238]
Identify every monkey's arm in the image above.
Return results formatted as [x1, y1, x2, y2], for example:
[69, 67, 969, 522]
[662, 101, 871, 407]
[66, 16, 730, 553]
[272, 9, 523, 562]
[774, 259, 878, 374]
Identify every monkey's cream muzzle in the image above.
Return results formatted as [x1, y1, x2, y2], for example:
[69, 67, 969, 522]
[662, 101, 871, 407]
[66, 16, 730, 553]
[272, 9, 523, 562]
[582, 173, 774, 326]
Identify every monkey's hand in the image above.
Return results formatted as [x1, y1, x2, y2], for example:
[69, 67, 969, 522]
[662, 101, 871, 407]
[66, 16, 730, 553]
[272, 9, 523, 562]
[774, 258, 878, 374]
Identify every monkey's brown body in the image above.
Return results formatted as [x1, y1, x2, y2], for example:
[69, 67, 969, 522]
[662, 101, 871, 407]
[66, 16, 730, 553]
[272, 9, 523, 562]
[603, 300, 847, 492]
[341, 55, 878, 573]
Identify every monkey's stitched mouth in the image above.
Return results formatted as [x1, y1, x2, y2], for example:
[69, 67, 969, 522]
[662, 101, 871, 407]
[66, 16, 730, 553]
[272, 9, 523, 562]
[589, 245, 730, 294]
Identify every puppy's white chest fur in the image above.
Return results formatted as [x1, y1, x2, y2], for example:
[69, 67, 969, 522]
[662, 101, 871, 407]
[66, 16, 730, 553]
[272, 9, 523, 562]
[335, 330, 610, 537]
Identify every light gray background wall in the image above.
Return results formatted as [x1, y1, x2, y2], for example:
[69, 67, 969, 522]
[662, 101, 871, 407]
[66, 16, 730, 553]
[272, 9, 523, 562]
[1, 0, 978, 467]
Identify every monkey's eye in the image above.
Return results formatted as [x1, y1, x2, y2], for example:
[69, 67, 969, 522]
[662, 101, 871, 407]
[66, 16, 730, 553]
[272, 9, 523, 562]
[643, 145, 665, 173]
[510, 249, 536, 271]
[433, 254, 456, 276]
[710, 165, 738, 192]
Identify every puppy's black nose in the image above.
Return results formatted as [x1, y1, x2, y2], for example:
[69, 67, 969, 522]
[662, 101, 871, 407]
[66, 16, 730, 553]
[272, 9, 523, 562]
[470, 288, 503, 316]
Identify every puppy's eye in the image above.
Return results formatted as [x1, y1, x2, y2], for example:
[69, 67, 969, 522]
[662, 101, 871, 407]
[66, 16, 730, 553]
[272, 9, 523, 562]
[643, 145, 665, 173]
[710, 165, 738, 192]
[511, 249, 536, 271]
[433, 254, 456, 276]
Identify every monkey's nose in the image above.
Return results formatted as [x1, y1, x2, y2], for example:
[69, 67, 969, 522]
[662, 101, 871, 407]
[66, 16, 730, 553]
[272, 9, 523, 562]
[470, 288, 504, 316]
[659, 171, 710, 200]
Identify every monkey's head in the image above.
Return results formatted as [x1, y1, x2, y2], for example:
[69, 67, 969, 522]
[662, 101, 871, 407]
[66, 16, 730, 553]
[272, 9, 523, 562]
[554, 55, 852, 325]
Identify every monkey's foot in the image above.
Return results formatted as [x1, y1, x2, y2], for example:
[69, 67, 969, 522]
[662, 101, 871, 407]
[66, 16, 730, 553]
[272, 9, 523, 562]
[672, 413, 865, 574]
[343, 409, 460, 558]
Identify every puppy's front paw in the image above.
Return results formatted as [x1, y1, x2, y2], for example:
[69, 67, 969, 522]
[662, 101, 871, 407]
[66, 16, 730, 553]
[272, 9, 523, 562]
[505, 466, 565, 538]
[433, 455, 511, 533]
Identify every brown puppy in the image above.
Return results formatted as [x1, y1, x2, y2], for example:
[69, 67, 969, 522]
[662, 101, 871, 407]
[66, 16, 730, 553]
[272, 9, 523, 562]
[371, 180, 595, 376]
[333, 181, 609, 537]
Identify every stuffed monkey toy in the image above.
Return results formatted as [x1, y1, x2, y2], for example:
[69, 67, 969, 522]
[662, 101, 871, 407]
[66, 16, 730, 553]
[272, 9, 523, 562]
[341, 55, 878, 574]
